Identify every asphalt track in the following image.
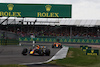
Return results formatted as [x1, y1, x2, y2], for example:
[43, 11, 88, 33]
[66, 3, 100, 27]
[0, 44, 61, 65]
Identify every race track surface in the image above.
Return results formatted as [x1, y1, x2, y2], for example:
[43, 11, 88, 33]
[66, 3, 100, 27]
[0, 44, 61, 65]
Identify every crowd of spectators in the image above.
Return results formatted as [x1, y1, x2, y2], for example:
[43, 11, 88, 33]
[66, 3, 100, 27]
[16, 26, 100, 38]
[0, 25, 100, 38]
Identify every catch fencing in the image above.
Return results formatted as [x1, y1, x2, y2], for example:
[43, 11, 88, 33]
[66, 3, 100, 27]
[0, 30, 19, 45]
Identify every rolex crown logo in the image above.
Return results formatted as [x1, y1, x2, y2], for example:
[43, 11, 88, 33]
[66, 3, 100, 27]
[7, 4, 14, 11]
[45, 5, 52, 12]
[86, 47, 88, 49]
[91, 50, 94, 53]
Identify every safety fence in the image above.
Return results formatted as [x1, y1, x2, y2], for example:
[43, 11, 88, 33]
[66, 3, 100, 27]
[0, 39, 19, 45]
[0, 30, 19, 45]
[19, 37, 100, 44]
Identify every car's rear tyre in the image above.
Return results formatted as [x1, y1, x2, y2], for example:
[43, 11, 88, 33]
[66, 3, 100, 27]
[38, 49, 44, 56]
[45, 49, 50, 56]
[60, 45, 62, 48]
[22, 48, 28, 55]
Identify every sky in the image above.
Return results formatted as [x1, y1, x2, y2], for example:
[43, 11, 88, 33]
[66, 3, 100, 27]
[0, 0, 100, 19]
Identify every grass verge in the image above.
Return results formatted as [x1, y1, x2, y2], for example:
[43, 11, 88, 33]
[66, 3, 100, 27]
[49, 48, 100, 67]
[0, 65, 28, 67]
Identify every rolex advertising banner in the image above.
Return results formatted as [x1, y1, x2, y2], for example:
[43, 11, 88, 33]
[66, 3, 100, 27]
[19, 37, 100, 44]
[80, 46, 91, 51]
[86, 49, 99, 55]
[0, 3, 72, 18]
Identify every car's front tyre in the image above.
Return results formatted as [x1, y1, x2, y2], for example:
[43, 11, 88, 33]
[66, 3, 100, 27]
[22, 48, 28, 55]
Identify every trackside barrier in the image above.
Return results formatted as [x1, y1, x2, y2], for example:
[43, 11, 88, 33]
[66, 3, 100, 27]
[86, 49, 99, 55]
[0, 39, 19, 45]
[80, 46, 91, 51]
[80, 45, 99, 55]
[19, 37, 100, 44]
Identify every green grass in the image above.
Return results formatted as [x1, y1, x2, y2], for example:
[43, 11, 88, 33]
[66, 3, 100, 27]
[49, 48, 100, 67]
[0, 65, 28, 67]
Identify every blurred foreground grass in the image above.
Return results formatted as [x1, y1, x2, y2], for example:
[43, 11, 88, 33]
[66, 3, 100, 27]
[0, 65, 28, 67]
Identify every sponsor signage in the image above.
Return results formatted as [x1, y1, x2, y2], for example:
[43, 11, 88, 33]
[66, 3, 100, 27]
[80, 46, 91, 51]
[86, 49, 99, 55]
[0, 3, 72, 18]
[19, 37, 100, 44]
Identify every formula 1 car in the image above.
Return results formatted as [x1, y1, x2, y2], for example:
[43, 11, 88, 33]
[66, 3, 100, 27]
[52, 42, 62, 48]
[22, 45, 50, 56]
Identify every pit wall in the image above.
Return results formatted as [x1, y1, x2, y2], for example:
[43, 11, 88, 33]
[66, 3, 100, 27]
[19, 37, 100, 44]
[0, 39, 19, 45]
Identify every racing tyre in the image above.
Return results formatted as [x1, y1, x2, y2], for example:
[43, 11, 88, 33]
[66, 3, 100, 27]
[52, 45, 54, 48]
[38, 49, 44, 56]
[45, 49, 50, 56]
[60, 45, 62, 48]
[22, 48, 28, 55]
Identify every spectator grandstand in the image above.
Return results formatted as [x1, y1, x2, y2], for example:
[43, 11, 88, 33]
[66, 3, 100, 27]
[0, 18, 100, 39]
[0, 24, 99, 39]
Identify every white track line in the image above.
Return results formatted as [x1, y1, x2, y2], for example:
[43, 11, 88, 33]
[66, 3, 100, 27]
[45, 46, 69, 63]
[20, 46, 69, 65]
